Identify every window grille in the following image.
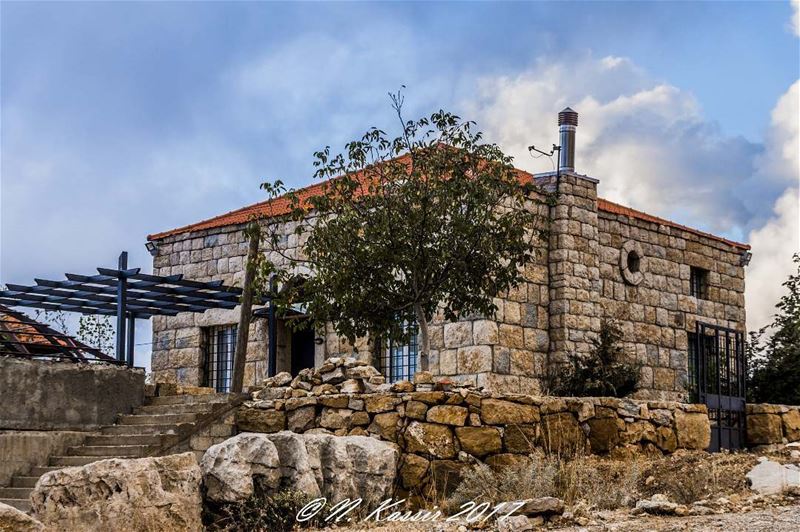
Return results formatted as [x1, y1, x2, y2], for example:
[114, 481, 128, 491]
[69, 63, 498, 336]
[379, 323, 418, 383]
[690, 267, 709, 299]
[203, 324, 237, 393]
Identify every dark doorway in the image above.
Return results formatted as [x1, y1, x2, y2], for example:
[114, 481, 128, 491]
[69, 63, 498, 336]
[692, 322, 746, 451]
[291, 325, 316, 376]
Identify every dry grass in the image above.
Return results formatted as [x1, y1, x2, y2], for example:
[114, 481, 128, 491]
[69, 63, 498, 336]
[445, 452, 641, 513]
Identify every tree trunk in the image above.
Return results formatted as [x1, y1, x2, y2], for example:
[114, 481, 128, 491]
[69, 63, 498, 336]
[414, 303, 430, 372]
[231, 227, 260, 393]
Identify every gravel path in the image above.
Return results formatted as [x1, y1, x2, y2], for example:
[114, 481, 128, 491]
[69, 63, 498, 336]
[554, 504, 800, 532]
[318, 504, 800, 531]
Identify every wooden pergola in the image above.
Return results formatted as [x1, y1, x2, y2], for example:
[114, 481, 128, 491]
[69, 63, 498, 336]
[0, 252, 274, 367]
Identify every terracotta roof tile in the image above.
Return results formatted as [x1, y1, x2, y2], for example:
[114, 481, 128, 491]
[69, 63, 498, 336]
[148, 166, 749, 251]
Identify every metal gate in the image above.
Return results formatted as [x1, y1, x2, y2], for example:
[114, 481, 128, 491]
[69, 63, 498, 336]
[692, 322, 746, 451]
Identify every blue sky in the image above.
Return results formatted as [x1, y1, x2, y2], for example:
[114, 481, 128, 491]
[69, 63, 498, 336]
[2, 1, 798, 367]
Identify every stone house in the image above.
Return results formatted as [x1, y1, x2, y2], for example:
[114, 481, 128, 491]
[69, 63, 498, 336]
[146, 109, 750, 402]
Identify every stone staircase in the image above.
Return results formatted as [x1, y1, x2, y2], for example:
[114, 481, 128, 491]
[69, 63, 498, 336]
[0, 392, 238, 513]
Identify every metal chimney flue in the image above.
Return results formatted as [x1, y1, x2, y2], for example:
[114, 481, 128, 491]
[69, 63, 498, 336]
[558, 107, 578, 172]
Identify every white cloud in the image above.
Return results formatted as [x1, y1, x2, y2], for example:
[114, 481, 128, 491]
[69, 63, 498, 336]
[465, 55, 799, 334]
[465, 55, 760, 235]
[746, 80, 800, 332]
[792, 0, 800, 36]
[746, 187, 799, 331]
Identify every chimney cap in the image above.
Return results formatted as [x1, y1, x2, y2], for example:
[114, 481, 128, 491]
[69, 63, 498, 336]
[558, 107, 579, 126]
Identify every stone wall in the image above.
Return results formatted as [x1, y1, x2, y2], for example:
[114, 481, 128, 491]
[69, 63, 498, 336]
[235, 358, 711, 499]
[0, 431, 88, 485]
[597, 208, 746, 401]
[149, 170, 747, 400]
[0, 357, 145, 431]
[746, 404, 800, 446]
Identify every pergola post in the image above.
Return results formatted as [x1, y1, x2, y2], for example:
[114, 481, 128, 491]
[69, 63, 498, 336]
[268, 275, 277, 377]
[126, 314, 136, 367]
[115, 252, 128, 363]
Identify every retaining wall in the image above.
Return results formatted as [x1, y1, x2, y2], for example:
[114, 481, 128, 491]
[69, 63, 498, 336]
[234, 358, 711, 498]
[746, 403, 800, 446]
[0, 357, 145, 431]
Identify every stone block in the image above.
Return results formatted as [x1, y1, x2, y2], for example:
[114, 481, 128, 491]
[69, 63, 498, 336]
[472, 320, 498, 344]
[503, 424, 539, 453]
[455, 426, 502, 456]
[368, 412, 400, 442]
[400, 454, 430, 489]
[444, 322, 472, 348]
[236, 408, 285, 433]
[674, 410, 710, 450]
[586, 417, 621, 453]
[426, 405, 468, 426]
[747, 413, 783, 446]
[403, 422, 455, 459]
[782, 409, 800, 442]
[457, 345, 492, 374]
[481, 399, 539, 425]
[541, 413, 586, 455]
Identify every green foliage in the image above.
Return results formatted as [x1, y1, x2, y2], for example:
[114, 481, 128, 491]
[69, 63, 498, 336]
[33, 309, 68, 334]
[207, 489, 319, 532]
[259, 92, 547, 360]
[748, 253, 800, 405]
[76, 314, 115, 355]
[547, 317, 640, 398]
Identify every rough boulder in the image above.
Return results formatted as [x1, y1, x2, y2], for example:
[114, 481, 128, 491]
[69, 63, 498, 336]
[200, 432, 281, 502]
[201, 431, 399, 505]
[0, 502, 44, 532]
[30, 453, 203, 532]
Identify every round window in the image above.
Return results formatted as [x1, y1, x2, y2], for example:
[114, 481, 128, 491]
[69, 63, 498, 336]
[620, 240, 645, 286]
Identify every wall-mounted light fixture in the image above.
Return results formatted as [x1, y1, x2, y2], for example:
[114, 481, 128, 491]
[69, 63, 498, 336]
[314, 337, 325, 345]
[739, 250, 752, 266]
[145, 241, 158, 257]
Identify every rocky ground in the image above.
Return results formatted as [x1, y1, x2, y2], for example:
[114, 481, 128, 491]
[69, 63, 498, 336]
[321, 503, 800, 531]
[307, 446, 800, 532]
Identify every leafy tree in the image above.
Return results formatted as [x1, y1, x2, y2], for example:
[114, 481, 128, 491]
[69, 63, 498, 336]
[747, 253, 800, 405]
[546, 317, 640, 398]
[258, 94, 546, 369]
[76, 314, 115, 355]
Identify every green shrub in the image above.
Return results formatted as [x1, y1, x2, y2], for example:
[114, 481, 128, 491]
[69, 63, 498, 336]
[748, 253, 800, 405]
[207, 488, 319, 532]
[546, 317, 640, 398]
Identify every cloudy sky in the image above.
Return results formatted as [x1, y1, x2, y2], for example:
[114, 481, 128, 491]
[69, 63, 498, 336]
[1, 1, 798, 368]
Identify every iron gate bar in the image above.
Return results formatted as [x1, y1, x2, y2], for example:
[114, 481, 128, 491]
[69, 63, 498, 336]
[695, 321, 746, 452]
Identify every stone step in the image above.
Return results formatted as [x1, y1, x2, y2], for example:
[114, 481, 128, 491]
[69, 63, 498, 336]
[100, 423, 187, 435]
[0, 487, 31, 499]
[67, 445, 152, 457]
[146, 393, 231, 407]
[30, 466, 63, 477]
[85, 434, 177, 447]
[118, 413, 198, 425]
[49, 455, 135, 467]
[133, 402, 222, 415]
[11, 476, 40, 489]
[0, 498, 30, 513]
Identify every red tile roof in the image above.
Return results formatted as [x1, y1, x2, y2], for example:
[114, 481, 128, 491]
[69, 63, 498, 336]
[148, 166, 750, 250]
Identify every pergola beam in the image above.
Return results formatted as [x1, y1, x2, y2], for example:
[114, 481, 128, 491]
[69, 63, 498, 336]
[0, 250, 274, 368]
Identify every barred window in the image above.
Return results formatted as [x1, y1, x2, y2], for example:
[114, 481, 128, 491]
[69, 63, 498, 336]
[690, 267, 709, 299]
[379, 323, 418, 383]
[687, 332, 698, 402]
[203, 324, 237, 393]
